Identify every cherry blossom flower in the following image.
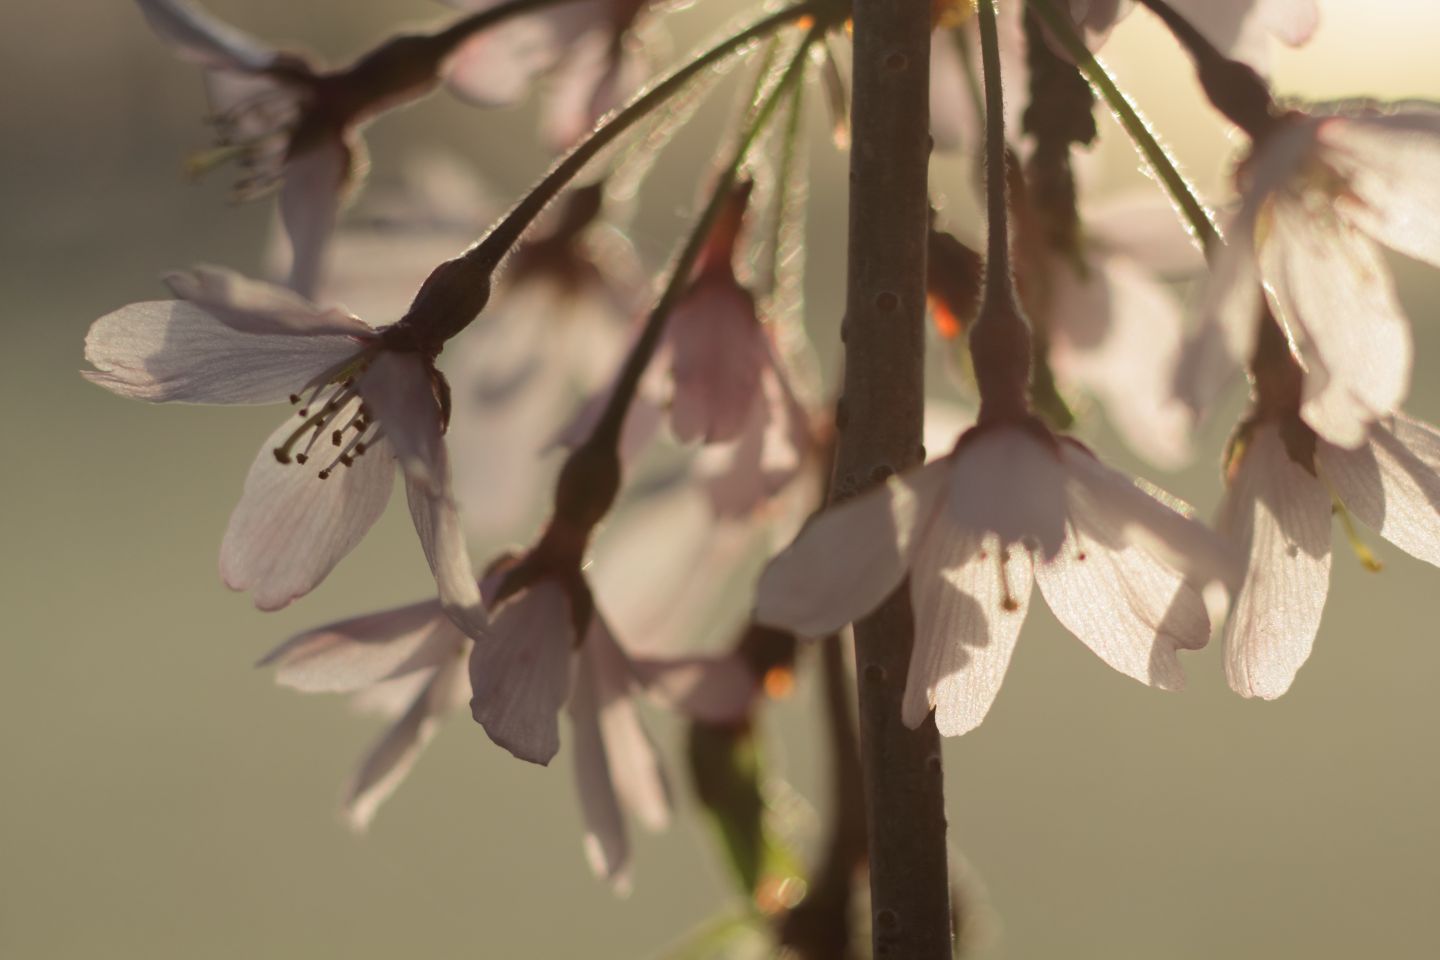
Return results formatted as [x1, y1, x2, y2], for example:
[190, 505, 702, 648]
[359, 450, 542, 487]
[756, 423, 1238, 736]
[443, 0, 654, 151]
[259, 599, 472, 829]
[1181, 107, 1440, 447]
[1220, 413, 1440, 699]
[469, 574, 755, 889]
[83, 266, 485, 632]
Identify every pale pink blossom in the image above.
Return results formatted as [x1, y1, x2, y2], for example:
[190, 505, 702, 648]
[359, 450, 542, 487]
[929, 2, 1026, 154]
[1181, 108, 1440, 447]
[469, 578, 755, 888]
[756, 424, 1238, 735]
[260, 600, 471, 829]
[83, 266, 485, 631]
[1062, 0, 1318, 70]
[1220, 413, 1440, 699]
[442, 0, 653, 151]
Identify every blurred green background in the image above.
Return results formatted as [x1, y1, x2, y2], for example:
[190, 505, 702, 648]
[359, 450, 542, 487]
[4, 2, 1439, 957]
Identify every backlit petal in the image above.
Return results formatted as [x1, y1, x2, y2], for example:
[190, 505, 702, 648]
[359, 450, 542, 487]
[1220, 425, 1332, 699]
[1320, 414, 1440, 568]
[668, 275, 769, 445]
[83, 300, 358, 404]
[903, 525, 1033, 737]
[136, 0, 276, 71]
[755, 459, 952, 637]
[1327, 111, 1440, 270]
[163, 265, 370, 337]
[280, 138, 356, 300]
[948, 428, 1068, 559]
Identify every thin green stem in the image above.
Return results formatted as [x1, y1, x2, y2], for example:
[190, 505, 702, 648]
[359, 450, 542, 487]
[586, 25, 820, 452]
[1029, 0, 1223, 255]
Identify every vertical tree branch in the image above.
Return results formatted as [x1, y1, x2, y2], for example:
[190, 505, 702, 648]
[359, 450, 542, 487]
[836, 2, 952, 956]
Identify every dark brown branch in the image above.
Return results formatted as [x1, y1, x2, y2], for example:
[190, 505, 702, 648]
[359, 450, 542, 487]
[836, 1, 953, 956]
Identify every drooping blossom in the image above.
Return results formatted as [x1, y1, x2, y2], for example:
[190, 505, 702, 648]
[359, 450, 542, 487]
[469, 567, 755, 889]
[443, 0, 655, 151]
[1061, 0, 1318, 71]
[136, 0, 528, 297]
[259, 599, 472, 829]
[83, 266, 486, 632]
[1220, 413, 1440, 699]
[756, 422, 1238, 736]
[1181, 107, 1440, 448]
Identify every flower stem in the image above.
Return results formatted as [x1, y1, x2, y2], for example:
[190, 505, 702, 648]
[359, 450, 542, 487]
[586, 25, 820, 453]
[835, 0, 952, 955]
[1028, 0, 1222, 254]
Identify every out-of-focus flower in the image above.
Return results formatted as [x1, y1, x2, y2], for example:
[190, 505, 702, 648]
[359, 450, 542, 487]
[260, 599, 472, 829]
[446, 184, 642, 539]
[443, 0, 655, 151]
[756, 423, 1238, 736]
[83, 266, 485, 631]
[1061, 0, 1318, 71]
[469, 570, 755, 890]
[1220, 413, 1440, 699]
[929, 0, 1026, 153]
[1181, 107, 1440, 447]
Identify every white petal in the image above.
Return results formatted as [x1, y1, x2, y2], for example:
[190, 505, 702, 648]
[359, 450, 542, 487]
[468, 582, 574, 765]
[404, 468, 487, 639]
[280, 139, 355, 300]
[1167, 0, 1318, 72]
[357, 352, 445, 492]
[259, 598, 460, 693]
[342, 658, 465, 831]
[1047, 252, 1193, 469]
[83, 300, 359, 405]
[1059, 442, 1241, 589]
[1326, 111, 1440, 270]
[903, 525, 1033, 737]
[163, 265, 370, 337]
[442, 17, 564, 108]
[929, 30, 975, 153]
[220, 417, 396, 610]
[136, 0, 276, 71]
[948, 428, 1069, 559]
[1320, 414, 1440, 568]
[1180, 212, 1261, 421]
[754, 459, 952, 637]
[1266, 200, 1411, 447]
[1220, 425, 1333, 699]
[668, 275, 769, 445]
[568, 660, 631, 893]
[1038, 458, 1216, 690]
[582, 618, 671, 833]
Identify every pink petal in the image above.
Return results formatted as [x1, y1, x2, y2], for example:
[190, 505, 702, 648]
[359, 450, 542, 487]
[136, 0, 276, 71]
[468, 582, 575, 765]
[356, 352, 444, 493]
[929, 31, 976, 153]
[280, 138, 359, 301]
[163, 265, 370, 337]
[1167, 0, 1317, 71]
[582, 617, 672, 832]
[1266, 201, 1412, 448]
[1059, 442, 1242, 590]
[1320, 413, 1440, 568]
[220, 418, 397, 610]
[83, 300, 359, 405]
[540, 31, 646, 152]
[1084, 190, 1207, 277]
[903, 523, 1034, 736]
[1038, 461, 1216, 690]
[343, 658, 467, 831]
[1326, 111, 1440, 271]
[568, 661, 632, 892]
[1180, 206, 1263, 423]
[948, 428, 1069, 560]
[668, 275, 769, 445]
[1047, 252, 1193, 469]
[259, 597, 460, 693]
[754, 459, 952, 637]
[441, 16, 565, 108]
[404, 469, 487, 639]
[1220, 425, 1333, 699]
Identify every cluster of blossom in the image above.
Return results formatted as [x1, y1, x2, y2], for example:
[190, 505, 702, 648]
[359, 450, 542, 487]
[85, 0, 1440, 939]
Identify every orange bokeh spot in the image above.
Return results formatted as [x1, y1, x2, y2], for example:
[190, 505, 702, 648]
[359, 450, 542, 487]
[763, 666, 796, 700]
[930, 296, 962, 340]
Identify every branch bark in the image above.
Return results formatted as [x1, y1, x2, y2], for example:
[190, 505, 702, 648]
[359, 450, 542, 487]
[836, 1, 952, 956]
